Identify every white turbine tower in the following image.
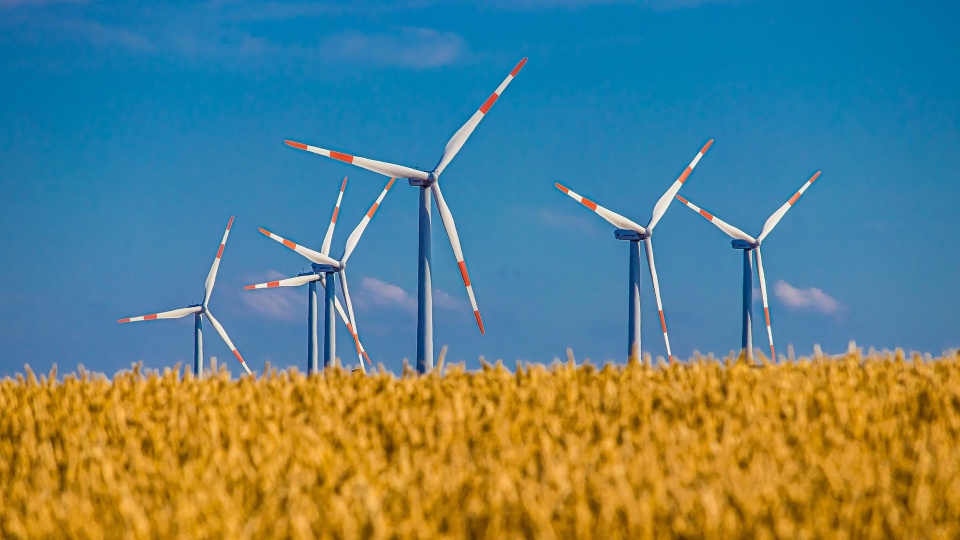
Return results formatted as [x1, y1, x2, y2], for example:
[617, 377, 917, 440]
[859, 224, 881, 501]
[254, 177, 396, 373]
[675, 170, 822, 361]
[244, 177, 370, 372]
[555, 140, 714, 362]
[118, 216, 254, 377]
[283, 58, 527, 373]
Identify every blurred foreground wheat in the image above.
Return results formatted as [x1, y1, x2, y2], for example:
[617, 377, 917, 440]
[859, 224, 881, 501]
[2, 351, 960, 539]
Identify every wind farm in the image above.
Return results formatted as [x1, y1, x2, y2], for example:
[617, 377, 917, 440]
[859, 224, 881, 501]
[3, 1, 960, 537]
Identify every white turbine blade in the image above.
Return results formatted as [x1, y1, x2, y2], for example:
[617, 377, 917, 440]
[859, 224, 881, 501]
[757, 171, 822, 243]
[117, 305, 201, 323]
[320, 274, 372, 367]
[243, 274, 319, 290]
[555, 183, 646, 234]
[431, 182, 484, 334]
[258, 227, 341, 268]
[433, 58, 528, 176]
[203, 216, 234, 306]
[321, 177, 348, 256]
[341, 178, 396, 263]
[204, 309, 253, 376]
[754, 246, 776, 361]
[643, 238, 674, 363]
[337, 269, 367, 373]
[647, 139, 714, 231]
[674, 194, 757, 243]
[284, 140, 429, 181]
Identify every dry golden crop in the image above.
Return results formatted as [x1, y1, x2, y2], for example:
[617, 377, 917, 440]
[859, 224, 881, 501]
[2, 350, 960, 539]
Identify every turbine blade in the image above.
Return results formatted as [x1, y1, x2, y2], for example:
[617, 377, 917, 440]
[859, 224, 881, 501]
[757, 171, 822, 242]
[320, 274, 370, 361]
[643, 238, 674, 363]
[337, 269, 367, 372]
[284, 140, 429, 181]
[754, 246, 776, 360]
[555, 183, 646, 234]
[674, 194, 757, 243]
[321, 177, 347, 256]
[204, 309, 253, 376]
[203, 216, 234, 306]
[341, 178, 396, 263]
[433, 58, 527, 176]
[647, 139, 714, 230]
[117, 305, 201, 323]
[431, 182, 484, 334]
[243, 274, 319, 290]
[258, 228, 341, 268]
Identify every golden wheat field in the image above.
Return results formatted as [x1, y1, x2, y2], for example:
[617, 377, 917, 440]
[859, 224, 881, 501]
[2, 350, 960, 539]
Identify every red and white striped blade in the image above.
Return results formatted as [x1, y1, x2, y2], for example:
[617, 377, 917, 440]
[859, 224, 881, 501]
[647, 139, 714, 231]
[555, 183, 646, 234]
[337, 269, 367, 373]
[341, 178, 396, 263]
[431, 182, 484, 334]
[754, 246, 776, 361]
[322, 177, 348, 256]
[203, 309, 253, 376]
[433, 58, 527, 176]
[203, 216, 234, 306]
[284, 140, 429, 181]
[243, 274, 319, 290]
[258, 227, 341, 268]
[675, 194, 756, 243]
[320, 274, 369, 360]
[643, 238, 674, 363]
[757, 171, 822, 243]
[117, 305, 201, 323]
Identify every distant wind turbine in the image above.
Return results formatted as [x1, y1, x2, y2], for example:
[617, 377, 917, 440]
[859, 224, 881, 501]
[283, 57, 527, 373]
[244, 177, 370, 373]
[675, 171, 822, 361]
[118, 216, 253, 377]
[255, 177, 396, 373]
[555, 140, 714, 361]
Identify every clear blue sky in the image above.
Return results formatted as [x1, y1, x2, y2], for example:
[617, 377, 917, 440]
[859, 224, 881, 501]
[1, 0, 958, 376]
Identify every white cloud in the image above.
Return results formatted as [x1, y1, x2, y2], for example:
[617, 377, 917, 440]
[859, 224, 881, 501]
[238, 271, 307, 321]
[317, 27, 466, 69]
[774, 279, 842, 314]
[356, 277, 466, 313]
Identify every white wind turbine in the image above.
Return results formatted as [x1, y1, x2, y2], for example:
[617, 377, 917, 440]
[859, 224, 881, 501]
[675, 170, 822, 361]
[555, 140, 714, 361]
[254, 177, 396, 373]
[118, 216, 254, 377]
[283, 58, 527, 373]
[244, 177, 370, 372]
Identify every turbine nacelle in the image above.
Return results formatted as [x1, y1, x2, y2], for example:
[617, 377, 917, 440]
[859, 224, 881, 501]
[408, 175, 437, 187]
[311, 263, 339, 274]
[614, 229, 652, 241]
[731, 239, 760, 250]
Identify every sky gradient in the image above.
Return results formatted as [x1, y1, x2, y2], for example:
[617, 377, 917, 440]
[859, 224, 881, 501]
[1, 0, 958, 376]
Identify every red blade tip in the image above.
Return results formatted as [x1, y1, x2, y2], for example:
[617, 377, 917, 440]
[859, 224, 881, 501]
[702, 139, 714, 153]
[243, 285, 255, 290]
[555, 182, 569, 193]
[284, 140, 308, 150]
[258, 227, 270, 236]
[511, 57, 528, 77]
[474, 310, 485, 335]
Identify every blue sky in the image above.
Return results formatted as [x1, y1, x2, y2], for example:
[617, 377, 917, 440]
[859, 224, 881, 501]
[1, 0, 958, 376]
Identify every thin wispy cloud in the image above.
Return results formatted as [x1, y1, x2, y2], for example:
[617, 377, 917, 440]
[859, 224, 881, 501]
[774, 279, 842, 315]
[536, 206, 604, 236]
[238, 271, 306, 322]
[356, 277, 466, 313]
[318, 28, 466, 69]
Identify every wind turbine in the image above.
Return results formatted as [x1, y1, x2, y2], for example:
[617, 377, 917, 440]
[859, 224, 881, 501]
[244, 177, 371, 373]
[674, 170, 822, 361]
[254, 177, 396, 373]
[554, 140, 714, 362]
[118, 216, 254, 377]
[283, 57, 527, 373]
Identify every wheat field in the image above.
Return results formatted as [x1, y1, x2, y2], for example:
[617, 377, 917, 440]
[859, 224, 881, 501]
[1, 350, 959, 538]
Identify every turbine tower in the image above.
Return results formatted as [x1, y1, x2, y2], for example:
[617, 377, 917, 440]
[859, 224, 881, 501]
[555, 140, 713, 362]
[675, 170, 822, 361]
[283, 58, 527, 373]
[118, 216, 254, 377]
[244, 177, 370, 373]
[254, 177, 396, 373]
